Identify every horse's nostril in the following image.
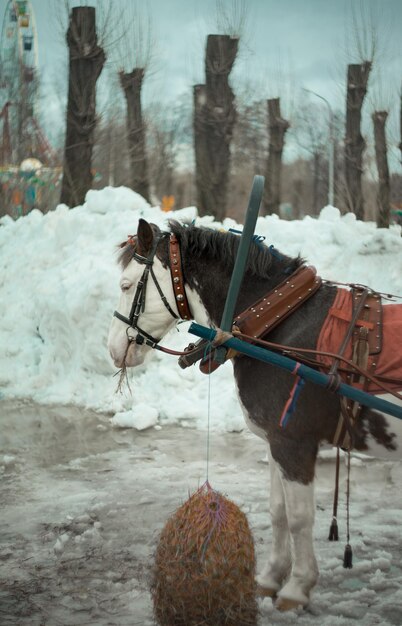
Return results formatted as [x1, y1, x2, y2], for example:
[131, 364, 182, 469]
[111, 353, 123, 368]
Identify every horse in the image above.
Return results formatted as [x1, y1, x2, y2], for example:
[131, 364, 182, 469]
[108, 218, 402, 611]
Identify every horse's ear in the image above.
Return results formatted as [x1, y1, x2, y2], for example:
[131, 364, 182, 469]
[137, 219, 154, 255]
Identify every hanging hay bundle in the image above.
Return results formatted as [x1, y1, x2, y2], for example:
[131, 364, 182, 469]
[152, 481, 258, 626]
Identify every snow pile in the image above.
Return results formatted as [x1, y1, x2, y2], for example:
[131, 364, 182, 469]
[111, 404, 159, 430]
[1, 187, 402, 431]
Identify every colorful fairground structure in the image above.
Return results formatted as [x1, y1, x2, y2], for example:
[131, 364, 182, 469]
[0, 1, 60, 218]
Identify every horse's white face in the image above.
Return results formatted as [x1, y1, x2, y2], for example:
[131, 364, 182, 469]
[108, 255, 178, 367]
[108, 222, 178, 368]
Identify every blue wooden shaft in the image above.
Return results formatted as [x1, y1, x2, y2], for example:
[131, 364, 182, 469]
[214, 175, 265, 365]
[189, 323, 402, 421]
[219, 175, 265, 332]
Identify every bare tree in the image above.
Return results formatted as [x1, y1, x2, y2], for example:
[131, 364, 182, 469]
[399, 86, 402, 165]
[0, 103, 12, 166]
[193, 83, 208, 211]
[214, 0, 249, 38]
[194, 34, 238, 220]
[343, 1, 380, 220]
[231, 97, 267, 172]
[60, 6, 105, 207]
[119, 69, 149, 201]
[344, 60, 371, 219]
[263, 98, 289, 215]
[372, 110, 390, 227]
[226, 96, 267, 218]
[92, 105, 129, 189]
[146, 102, 184, 204]
[294, 103, 328, 215]
[114, 4, 154, 202]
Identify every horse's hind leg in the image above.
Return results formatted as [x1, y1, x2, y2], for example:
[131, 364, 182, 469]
[256, 449, 291, 597]
[275, 472, 319, 610]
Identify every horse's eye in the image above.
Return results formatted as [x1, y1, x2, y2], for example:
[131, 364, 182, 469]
[121, 282, 131, 292]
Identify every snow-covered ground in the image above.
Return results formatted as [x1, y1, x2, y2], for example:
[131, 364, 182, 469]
[1, 186, 402, 624]
[1, 401, 402, 626]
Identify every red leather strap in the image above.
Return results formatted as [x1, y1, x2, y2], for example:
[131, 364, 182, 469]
[169, 234, 192, 321]
[329, 307, 375, 330]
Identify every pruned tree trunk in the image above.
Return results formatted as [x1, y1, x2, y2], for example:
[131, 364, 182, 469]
[263, 98, 289, 215]
[0, 102, 12, 166]
[120, 68, 150, 202]
[399, 89, 402, 166]
[344, 61, 371, 220]
[61, 7, 105, 207]
[372, 110, 390, 228]
[194, 34, 238, 221]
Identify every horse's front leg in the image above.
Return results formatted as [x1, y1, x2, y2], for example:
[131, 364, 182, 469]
[257, 448, 291, 597]
[275, 470, 319, 610]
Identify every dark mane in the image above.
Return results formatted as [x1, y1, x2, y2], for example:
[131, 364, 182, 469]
[117, 221, 304, 277]
[168, 220, 304, 278]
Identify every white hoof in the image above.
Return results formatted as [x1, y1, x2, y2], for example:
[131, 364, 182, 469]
[256, 584, 277, 598]
[275, 596, 306, 611]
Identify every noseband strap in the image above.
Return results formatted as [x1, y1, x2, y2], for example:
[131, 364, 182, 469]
[113, 233, 192, 348]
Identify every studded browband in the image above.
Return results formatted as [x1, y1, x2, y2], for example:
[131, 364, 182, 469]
[169, 234, 192, 320]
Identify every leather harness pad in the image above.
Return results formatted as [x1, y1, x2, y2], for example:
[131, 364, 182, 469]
[234, 266, 322, 339]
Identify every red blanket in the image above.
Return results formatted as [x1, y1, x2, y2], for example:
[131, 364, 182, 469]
[316, 289, 402, 394]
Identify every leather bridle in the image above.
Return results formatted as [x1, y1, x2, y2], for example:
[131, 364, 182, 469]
[113, 233, 192, 348]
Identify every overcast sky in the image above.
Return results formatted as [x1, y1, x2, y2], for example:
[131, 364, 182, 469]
[9, 0, 402, 157]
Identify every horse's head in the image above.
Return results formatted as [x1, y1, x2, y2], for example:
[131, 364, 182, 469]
[108, 219, 180, 368]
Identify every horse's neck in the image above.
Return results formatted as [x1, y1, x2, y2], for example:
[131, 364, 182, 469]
[184, 255, 287, 327]
[185, 284, 211, 327]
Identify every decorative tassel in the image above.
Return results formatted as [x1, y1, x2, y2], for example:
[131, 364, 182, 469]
[328, 448, 340, 542]
[342, 450, 353, 568]
[328, 517, 339, 541]
[343, 543, 353, 569]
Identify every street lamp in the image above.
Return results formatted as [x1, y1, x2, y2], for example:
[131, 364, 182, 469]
[302, 87, 335, 207]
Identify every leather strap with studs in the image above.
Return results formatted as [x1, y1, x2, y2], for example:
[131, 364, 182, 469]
[234, 266, 322, 339]
[169, 234, 192, 321]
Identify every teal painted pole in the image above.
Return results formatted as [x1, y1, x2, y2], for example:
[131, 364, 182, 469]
[214, 175, 265, 364]
[189, 323, 402, 421]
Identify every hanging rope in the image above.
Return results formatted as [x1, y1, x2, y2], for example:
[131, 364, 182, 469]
[205, 341, 213, 483]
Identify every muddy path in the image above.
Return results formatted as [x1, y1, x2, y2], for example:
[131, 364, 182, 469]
[1, 400, 402, 626]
